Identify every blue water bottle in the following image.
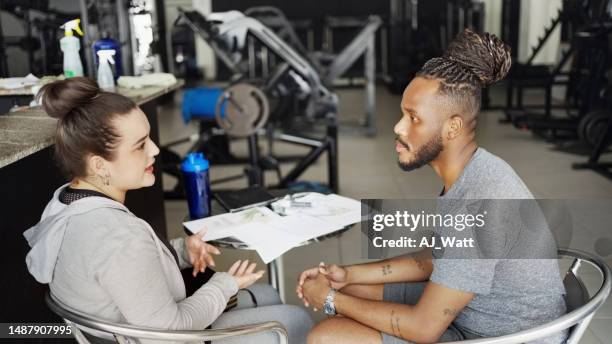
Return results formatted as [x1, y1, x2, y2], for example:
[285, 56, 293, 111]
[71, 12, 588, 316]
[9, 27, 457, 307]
[181, 152, 211, 219]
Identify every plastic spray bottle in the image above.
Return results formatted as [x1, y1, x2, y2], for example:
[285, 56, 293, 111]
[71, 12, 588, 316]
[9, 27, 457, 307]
[96, 49, 116, 91]
[60, 19, 84, 78]
[93, 32, 122, 79]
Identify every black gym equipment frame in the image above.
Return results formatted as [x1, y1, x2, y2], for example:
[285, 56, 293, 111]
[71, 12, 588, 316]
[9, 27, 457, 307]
[573, 117, 612, 179]
[573, 86, 612, 180]
[505, 19, 612, 145]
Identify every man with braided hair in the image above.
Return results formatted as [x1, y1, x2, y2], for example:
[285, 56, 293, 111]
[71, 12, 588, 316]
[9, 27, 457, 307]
[296, 29, 567, 344]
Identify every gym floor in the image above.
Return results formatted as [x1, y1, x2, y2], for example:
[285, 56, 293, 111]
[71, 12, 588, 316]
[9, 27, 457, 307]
[158, 84, 612, 343]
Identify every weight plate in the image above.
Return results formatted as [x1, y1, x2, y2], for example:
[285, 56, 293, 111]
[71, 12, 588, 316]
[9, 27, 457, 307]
[578, 110, 612, 148]
[215, 83, 270, 137]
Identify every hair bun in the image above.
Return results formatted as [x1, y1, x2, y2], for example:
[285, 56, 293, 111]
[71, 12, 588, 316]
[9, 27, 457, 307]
[444, 29, 512, 87]
[37, 77, 101, 119]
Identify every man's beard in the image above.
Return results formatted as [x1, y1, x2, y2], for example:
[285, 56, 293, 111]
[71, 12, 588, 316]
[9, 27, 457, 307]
[397, 133, 444, 172]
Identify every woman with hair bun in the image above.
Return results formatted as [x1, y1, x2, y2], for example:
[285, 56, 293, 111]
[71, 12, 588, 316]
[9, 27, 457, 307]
[23, 77, 312, 343]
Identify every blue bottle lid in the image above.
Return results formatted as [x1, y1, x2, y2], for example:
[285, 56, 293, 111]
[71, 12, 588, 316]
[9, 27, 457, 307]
[181, 152, 209, 172]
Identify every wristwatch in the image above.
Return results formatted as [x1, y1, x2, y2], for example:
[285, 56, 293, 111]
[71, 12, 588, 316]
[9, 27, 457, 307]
[323, 288, 337, 316]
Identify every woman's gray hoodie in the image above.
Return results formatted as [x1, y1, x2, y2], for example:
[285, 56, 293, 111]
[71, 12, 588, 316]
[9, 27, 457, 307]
[24, 184, 238, 331]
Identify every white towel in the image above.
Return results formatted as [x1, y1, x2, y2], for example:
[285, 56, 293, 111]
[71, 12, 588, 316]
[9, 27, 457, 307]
[117, 73, 177, 89]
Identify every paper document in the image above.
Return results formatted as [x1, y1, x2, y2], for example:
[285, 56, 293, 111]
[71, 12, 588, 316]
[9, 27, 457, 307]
[271, 193, 362, 227]
[183, 207, 281, 241]
[316, 194, 363, 227]
[267, 214, 340, 242]
[182, 193, 363, 263]
[234, 225, 305, 263]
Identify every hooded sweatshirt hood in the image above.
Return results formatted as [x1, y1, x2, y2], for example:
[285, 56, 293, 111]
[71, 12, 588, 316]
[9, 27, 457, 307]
[23, 184, 128, 283]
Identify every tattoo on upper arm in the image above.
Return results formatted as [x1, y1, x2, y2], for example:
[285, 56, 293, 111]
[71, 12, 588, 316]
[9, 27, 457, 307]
[382, 264, 392, 276]
[443, 308, 460, 317]
[390, 310, 404, 339]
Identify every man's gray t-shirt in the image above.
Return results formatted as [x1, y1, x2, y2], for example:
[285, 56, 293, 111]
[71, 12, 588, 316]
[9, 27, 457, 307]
[431, 148, 567, 343]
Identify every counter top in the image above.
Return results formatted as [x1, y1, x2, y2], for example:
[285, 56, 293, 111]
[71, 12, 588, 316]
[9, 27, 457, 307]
[117, 80, 184, 107]
[0, 87, 37, 96]
[0, 80, 184, 169]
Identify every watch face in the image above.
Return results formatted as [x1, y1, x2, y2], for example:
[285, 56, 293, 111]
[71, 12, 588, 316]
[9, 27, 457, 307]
[324, 302, 334, 315]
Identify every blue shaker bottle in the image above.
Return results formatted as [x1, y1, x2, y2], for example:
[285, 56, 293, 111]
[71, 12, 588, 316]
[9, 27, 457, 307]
[181, 152, 211, 219]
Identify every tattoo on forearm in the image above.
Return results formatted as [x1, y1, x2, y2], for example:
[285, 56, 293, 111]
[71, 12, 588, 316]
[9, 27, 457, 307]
[443, 308, 460, 317]
[394, 315, 403, 339]
[412, 255, 426, 272]
[382, 264, 392, 276]
[390, 310, 396, 336]
[390, 310, 404, 339]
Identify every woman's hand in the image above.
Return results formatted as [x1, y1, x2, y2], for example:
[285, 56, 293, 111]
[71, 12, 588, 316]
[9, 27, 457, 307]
[185, 228, 221, 277]
[227, 260, 265, 289]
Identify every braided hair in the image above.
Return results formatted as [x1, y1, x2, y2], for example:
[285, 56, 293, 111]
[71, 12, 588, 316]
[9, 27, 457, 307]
[417, 29, 512, 125]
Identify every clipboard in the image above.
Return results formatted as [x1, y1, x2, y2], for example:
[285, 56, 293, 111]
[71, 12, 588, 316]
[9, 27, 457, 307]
[214, 187, 280, 212]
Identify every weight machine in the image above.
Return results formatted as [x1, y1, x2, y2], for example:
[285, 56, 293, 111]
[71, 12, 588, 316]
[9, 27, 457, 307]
[503, 0, 592, 122]
[166, 8, 343, 194]
[241, 6, 381, 135]
[507, 19, 612, 146]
